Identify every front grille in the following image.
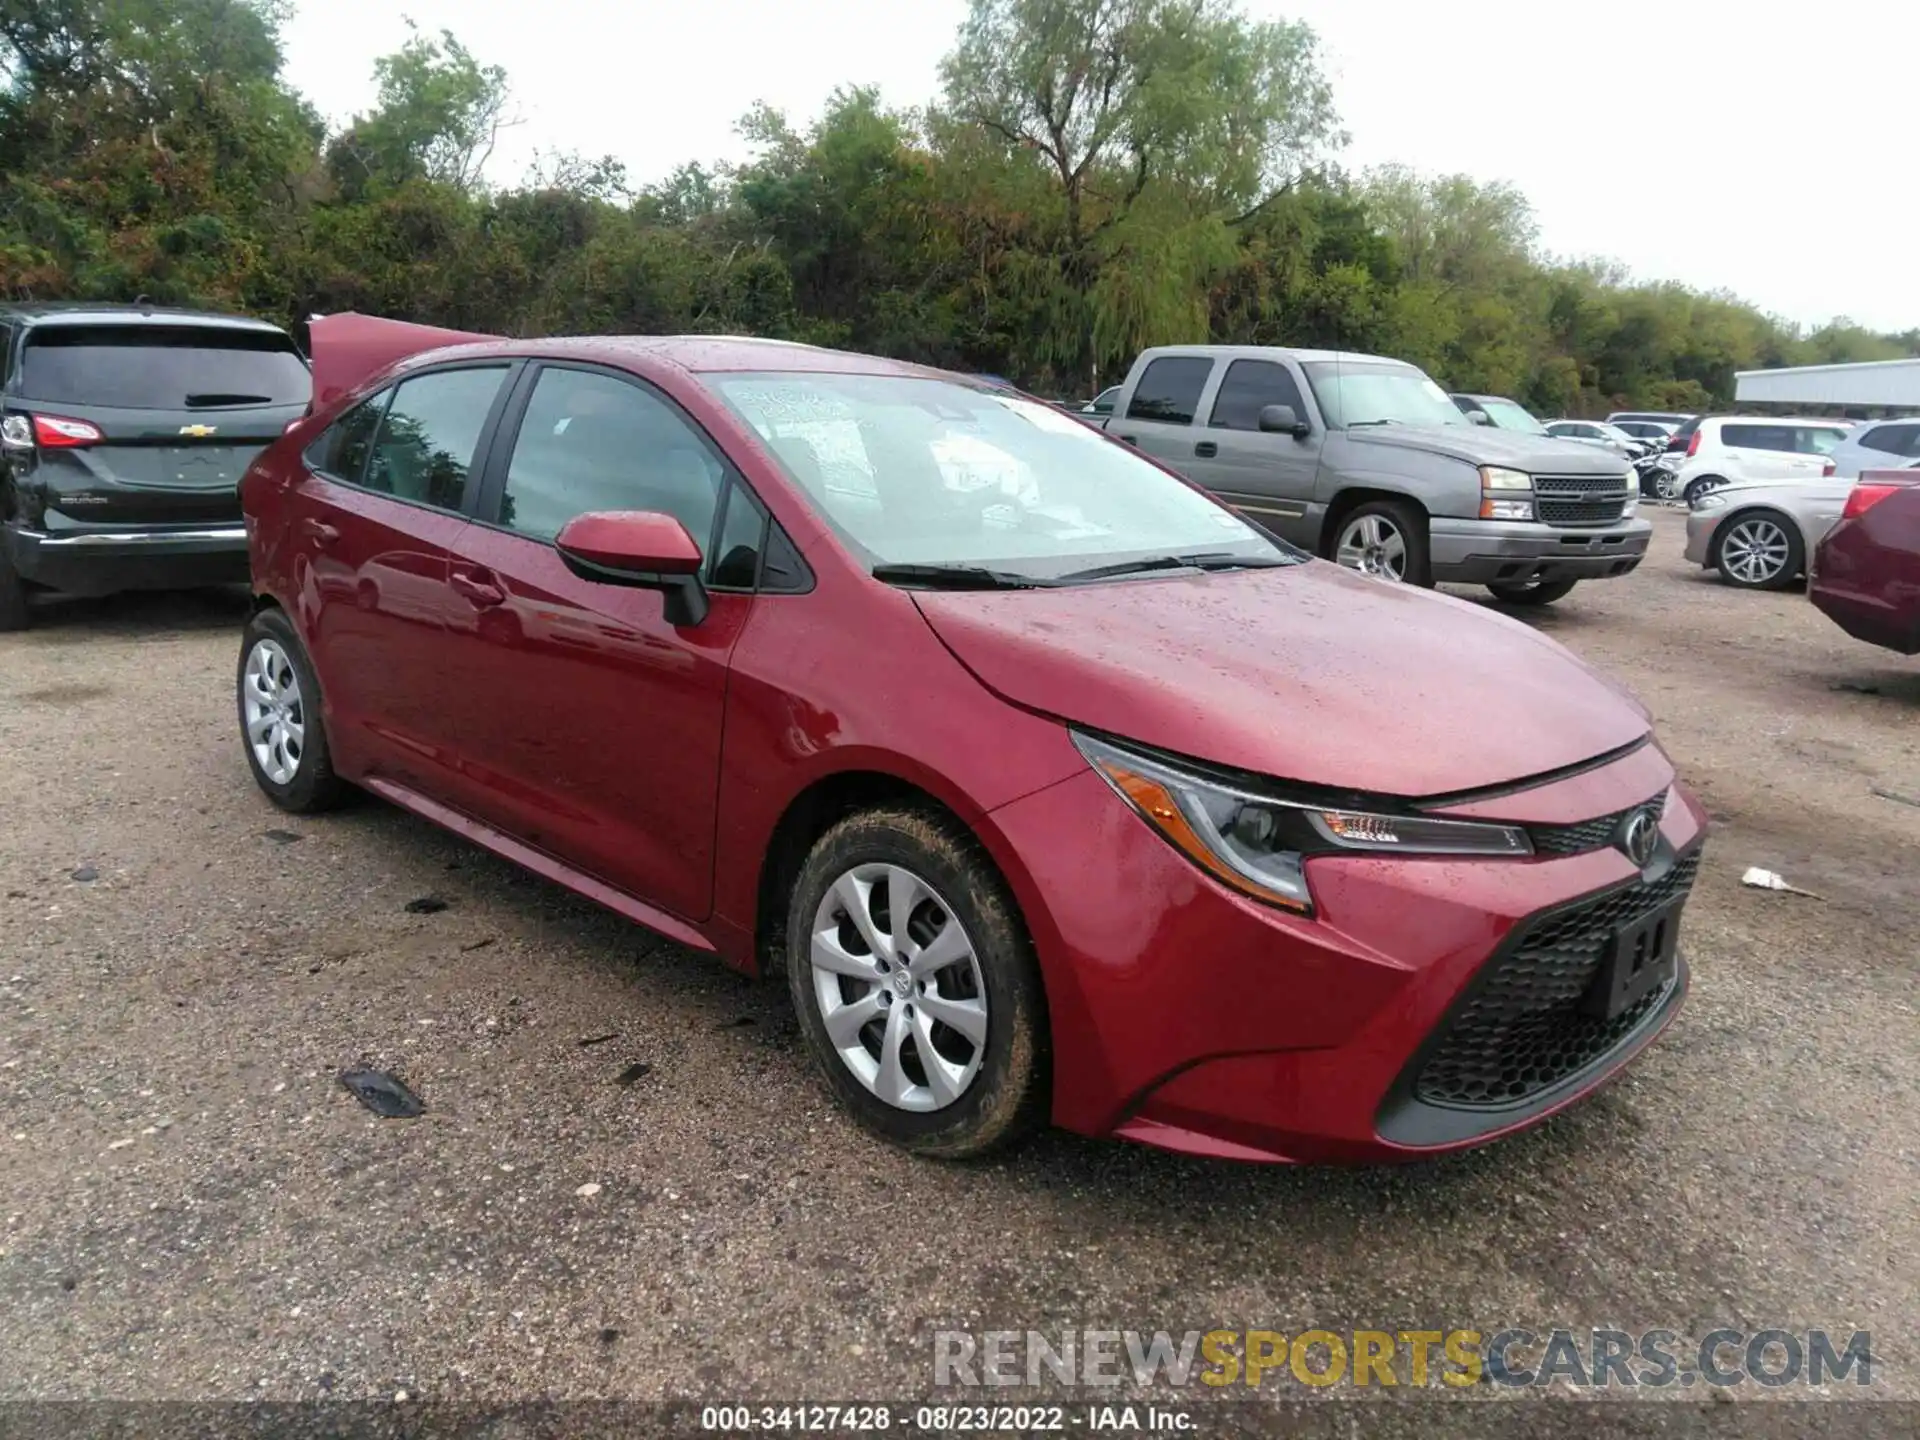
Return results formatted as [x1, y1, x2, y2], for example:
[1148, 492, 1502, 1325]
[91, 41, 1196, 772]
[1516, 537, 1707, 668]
[1413, 850, 1700, 1109]
[1527, 791, 1668, 857]
[1534, 473, 1630, 528]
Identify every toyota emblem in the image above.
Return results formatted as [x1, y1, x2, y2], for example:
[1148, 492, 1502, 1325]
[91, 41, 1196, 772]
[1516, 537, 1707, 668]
[1619, 807, 1661, 868]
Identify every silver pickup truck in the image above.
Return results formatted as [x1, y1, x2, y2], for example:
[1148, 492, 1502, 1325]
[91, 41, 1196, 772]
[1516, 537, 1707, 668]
[1092, 345, 1650, 605]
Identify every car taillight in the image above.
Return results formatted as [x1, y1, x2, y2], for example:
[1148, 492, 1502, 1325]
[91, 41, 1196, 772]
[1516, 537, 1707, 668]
[1822, 459, 1836, 477]
[31, 414, 104, 448]
[1685, 431, 1702, 458]
[1842, 482, 1898, 520]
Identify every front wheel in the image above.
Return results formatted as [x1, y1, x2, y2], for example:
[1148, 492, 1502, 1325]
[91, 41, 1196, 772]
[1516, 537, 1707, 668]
[1712, 511, 1802, 590]
[1486, 578, 1578, 606]
[786, 806, 1048, 1159]
[1330, 499, 1432, 586]
[237, 608, 347, 813]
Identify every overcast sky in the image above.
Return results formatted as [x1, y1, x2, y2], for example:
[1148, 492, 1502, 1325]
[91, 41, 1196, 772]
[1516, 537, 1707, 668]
[281, 0, 1920, 333]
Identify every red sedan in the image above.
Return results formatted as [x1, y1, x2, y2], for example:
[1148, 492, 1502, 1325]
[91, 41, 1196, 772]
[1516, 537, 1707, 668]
[1810, 469, 1920, 655]
[236, 317, 1707, 1162]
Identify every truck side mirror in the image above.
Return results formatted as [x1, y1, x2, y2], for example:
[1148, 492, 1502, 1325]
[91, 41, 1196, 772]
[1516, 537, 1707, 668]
[1258, 404, 1310, 438]
[1467, 409, 1493, 426]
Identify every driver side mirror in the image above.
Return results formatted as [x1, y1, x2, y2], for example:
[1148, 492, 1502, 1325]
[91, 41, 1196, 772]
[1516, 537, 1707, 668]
[554, 510, 709, 626]
[1466, 409, 1492, 426]
[1257, 404, 1311, 438]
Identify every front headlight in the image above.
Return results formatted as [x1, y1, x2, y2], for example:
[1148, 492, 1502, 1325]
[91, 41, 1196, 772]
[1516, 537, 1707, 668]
[1621, 474, 1639, 516]
[1478, 465, 1534, 521]
[1073, 732, 1533, 915]
[1480, 466, 1532, 490]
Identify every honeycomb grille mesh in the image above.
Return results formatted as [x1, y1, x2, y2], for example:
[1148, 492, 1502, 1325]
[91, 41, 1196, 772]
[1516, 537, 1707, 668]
[1413, 851, 1699, 1109]
[1526, 791, 1668, 857]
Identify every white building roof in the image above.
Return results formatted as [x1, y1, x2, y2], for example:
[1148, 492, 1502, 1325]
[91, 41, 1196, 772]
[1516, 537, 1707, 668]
[1734, 357, 1920, 407]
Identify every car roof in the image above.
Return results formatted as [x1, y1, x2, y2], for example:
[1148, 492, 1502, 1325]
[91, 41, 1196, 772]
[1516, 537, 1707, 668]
[0, 300, 290, 334]
[396, 333, 951, 379]
[1137, 343, 1405, 366]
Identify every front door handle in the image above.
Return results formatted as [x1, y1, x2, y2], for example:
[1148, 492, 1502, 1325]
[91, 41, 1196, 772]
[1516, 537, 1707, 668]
[450, 568, 505, 608]
[1194, 441, 1218, 458]
[299, 518, 340, 546]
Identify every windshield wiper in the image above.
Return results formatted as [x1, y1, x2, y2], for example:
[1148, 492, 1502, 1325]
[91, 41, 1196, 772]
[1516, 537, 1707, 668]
[1345, 419, 1402, 429]
[870, 563, 1059, 590]
[185, 392, 275, 407]
[1056, 552, 1294, 582]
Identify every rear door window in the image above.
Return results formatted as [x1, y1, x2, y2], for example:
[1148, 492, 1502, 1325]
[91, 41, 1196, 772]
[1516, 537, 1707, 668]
[17, 325, 311, 410]
[1720, 424, 1793, 452]
[1207, 360, 1307, 431]
[365, 367, 509, 511]
[1124, 357, 1213, 426]
[306, 390, 392, 483]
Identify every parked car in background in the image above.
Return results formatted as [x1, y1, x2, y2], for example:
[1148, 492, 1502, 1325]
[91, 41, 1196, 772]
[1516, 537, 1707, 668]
[237, 316, 1707, 1164]
[1081, 385, 1122, 417]
[1809, 470, 1920, 654]
[1670, 417, 1849, 507]
[1683, 473, 1857, 590]
[1827, 419, 1920, 478]
[1609, 410, 1695, 432]
[1094, 346, 1646, 605]
[1610, 419, 1678, 447]
[1545, 419, 1650, 458]
[0, 302, 311, 630]
[1449, 393, 1551, 436]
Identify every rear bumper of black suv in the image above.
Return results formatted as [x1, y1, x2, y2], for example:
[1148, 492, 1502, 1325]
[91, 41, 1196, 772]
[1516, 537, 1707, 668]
[5, 521, 251, 596]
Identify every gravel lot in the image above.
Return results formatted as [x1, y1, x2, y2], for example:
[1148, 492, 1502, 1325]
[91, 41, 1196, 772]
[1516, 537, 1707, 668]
[2, 509, 1916, 1430]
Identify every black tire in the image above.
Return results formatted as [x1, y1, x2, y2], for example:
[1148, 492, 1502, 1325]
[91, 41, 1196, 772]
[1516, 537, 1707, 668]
[0, 544, 29, 632]
[785, 805, 1048, 1159]
[1328, 497, 1433, 587]
[1710, 509, 1803, 591]
[236, 607, 347, 813]
[1486, 577, 1578, 606]
[1683, 475, 1728, 508]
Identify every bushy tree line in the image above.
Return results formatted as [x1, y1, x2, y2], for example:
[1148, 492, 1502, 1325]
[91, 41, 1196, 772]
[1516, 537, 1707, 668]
[4, 0, 1913, 412]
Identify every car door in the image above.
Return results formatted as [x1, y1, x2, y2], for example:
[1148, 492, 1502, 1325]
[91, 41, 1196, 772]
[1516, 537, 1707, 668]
[1109, 355, 1214, 472]
[434, 362, 760, 922]
[286, 362, 515, 793]
[1188, 357, 1323, 547]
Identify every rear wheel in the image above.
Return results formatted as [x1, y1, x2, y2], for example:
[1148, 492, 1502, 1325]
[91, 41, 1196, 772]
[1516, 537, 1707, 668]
[1683, 474, 1728, 507]
[1330, 499, 1432, 587]
[786, 806, 1048, 1158]
[237, 608, 346, 813]
[1712, 510, 1802, 590]
[1486, 577, 1578, 606]
[0, 546, 28, 632]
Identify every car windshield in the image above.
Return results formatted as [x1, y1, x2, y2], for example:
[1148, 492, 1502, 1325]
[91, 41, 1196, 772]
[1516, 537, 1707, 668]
[713, 373, 1296, 580]
[17, 325, 311, 410]
[1303, 362, 1468, 429]
[1478, 398, 1550, 435]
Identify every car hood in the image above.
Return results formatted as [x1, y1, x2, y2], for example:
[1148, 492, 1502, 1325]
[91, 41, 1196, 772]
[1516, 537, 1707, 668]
[1350, 424, 1629, 475]
[913, 562, 1650, 799]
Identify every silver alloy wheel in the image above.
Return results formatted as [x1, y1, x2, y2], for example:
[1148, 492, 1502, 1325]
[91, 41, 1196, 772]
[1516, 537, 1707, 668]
[1335, 513, 1408, 580]
[1655, 469, 1681, 502]
[243, 637, 306, 786]
[1721, 517, 1793, 585]
[809, 863, 988, 1112]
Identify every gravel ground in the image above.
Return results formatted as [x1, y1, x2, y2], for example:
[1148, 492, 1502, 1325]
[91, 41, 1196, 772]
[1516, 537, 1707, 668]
[1, 508, 1916, 1431]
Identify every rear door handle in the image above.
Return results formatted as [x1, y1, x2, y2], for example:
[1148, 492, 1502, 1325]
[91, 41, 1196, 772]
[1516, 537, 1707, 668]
[1194, 441, 1218, 458]
[299, 518, 339, 546]
[450, 568, 505, 608]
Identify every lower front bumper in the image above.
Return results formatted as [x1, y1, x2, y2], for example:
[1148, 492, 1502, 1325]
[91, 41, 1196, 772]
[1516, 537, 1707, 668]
[1429, 518, 1652, 585]
[5, 524, 251, 597]
[984, 755, 1707, 1163]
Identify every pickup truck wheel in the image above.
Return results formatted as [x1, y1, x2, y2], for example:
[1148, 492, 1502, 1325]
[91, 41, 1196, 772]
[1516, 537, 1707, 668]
[0, 546, 29, 632]
[1331, 500, 1431, 587]
[1487, 578, 1578, 605]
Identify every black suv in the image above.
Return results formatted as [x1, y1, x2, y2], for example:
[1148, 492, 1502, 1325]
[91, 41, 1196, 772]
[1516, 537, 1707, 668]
[0, 303, 311, 628]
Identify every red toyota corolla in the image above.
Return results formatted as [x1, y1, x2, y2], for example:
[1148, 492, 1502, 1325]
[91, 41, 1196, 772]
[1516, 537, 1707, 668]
[237, 317, 1707, 1163]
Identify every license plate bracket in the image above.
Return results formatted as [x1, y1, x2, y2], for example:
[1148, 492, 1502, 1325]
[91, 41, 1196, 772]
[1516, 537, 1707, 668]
[1584, 900, 1681, 1019]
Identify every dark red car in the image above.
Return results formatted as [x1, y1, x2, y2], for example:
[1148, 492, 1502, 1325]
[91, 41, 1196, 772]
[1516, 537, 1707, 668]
[236, 316, 1708, 1163]
[1810, 470, 1920, 655]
